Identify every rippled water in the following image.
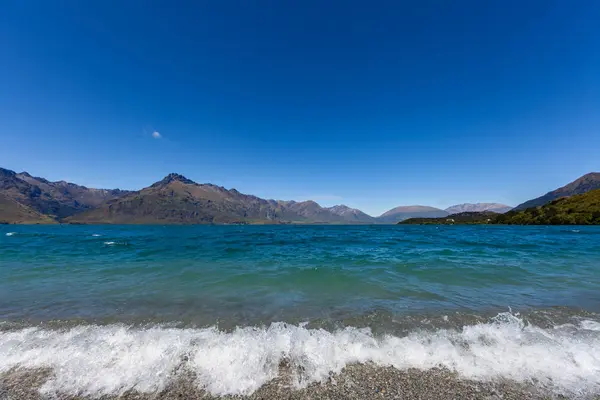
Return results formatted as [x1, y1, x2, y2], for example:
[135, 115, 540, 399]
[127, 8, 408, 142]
[2, 225, 600, 324]
[1, 225, 600, 397]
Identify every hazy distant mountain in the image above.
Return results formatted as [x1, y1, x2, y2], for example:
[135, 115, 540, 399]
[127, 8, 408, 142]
[0, 167, 129, 220]
[514, 172, 600, 210]
[325, 205, 376, 223]
[66, 173, 373, 225]
[284, 200, 347, 223]
[377, 205, 448, 224]
[445, 203, 512, 214]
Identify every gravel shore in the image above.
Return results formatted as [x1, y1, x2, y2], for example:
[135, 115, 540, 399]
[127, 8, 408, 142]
[1, 364, 567, 400]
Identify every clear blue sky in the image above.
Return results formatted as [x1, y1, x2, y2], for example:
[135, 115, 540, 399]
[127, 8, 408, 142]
[1, 1, 599, 216]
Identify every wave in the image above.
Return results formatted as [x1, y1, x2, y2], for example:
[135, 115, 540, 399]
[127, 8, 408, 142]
[103, 241, 128, 246]
[5, 232, 16, 236]
[1, 312, 599, 398]
[92, 234, 101, 237]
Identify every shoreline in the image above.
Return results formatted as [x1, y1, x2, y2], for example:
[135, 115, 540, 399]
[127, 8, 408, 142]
[2, 312, 599, 399]
[1, 365, 561, 400]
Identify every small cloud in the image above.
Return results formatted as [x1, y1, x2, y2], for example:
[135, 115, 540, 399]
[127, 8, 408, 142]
[152, 131, 162, 139]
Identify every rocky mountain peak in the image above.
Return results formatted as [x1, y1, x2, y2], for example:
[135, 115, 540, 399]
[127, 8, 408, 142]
[0, 167, 17, 178]
[154, 173, 196, 187]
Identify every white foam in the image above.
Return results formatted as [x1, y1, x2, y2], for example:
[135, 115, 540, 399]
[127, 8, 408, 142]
[5, 232, 16, 236]
[1, 313, 599, 397]
[92, 234, 101, 237]
[580, 320, 600, 331]
[103, 241, 115, 245]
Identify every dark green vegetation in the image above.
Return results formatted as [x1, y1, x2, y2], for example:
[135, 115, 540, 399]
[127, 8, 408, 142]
[496, 189, 600, 225]
[400, 211, 498, 225]
[514, 172, 600, 210]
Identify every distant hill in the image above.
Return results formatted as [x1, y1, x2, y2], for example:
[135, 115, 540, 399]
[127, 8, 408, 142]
[0, 193, 56, 224]
[0, 167, 129, 220]
[377, 205, 448, 224]
[325, 205, 376, 223]
[495, 189, 600, 225]
[400, 211, 498, 225]
[66, 173, 374, 225]
[514, 172, 600, 210]
[445, 203, 512, 214]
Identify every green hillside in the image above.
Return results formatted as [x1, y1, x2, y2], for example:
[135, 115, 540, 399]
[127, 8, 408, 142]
[495, 189, 600, 225]
[400, 211, 497, 225]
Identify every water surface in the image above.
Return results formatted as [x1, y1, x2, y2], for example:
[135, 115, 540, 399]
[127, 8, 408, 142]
[1, 225, 599, 397]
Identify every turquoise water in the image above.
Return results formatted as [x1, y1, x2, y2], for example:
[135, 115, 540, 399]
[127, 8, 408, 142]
[2, 225, 600, 324]
[2, 225, 600, 397]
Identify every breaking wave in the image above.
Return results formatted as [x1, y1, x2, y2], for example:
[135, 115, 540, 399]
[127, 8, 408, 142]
[1, 312, 599, 398]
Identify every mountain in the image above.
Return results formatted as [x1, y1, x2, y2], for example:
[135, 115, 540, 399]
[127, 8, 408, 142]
[66, 173, 374, 225]
[445, 203, 512, 214]
[16, 172, 130, 210]
[0, 167, 130, 220]
[325, 205, 376, 223]
[284, 200, 348, 223]
[400, 211, 498, 225]
[496, 189, 600, 225]
[514, 172, 600, 211]
[0, 193, 56, 224]
[377, 205, 449, 224]
[68, 173, 287, 224]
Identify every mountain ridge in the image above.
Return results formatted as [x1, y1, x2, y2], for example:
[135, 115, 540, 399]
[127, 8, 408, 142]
[66, 173, 375, 225]
[514, 173, 600, 210]
[445, 203, 512, 214]
[4, 166, 600, 225]
[0, 167, 130, 222]
[0, 193, 57, 224]
[496, 188, 600, 225]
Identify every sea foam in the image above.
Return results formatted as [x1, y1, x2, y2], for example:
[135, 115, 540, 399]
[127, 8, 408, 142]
[5, 232, 16, 236]
[1, 313, 599, 397]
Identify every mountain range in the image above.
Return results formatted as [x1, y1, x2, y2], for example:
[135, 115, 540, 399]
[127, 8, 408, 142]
[0, 167, 129, 223]
[0, 169, 382, 224]
[1, 167, 597, 224]
[65, 173, 376, 225]
[444, 203, 512, 214]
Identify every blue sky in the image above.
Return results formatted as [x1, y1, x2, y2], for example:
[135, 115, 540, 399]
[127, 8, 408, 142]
[1, 1, 599, 216]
